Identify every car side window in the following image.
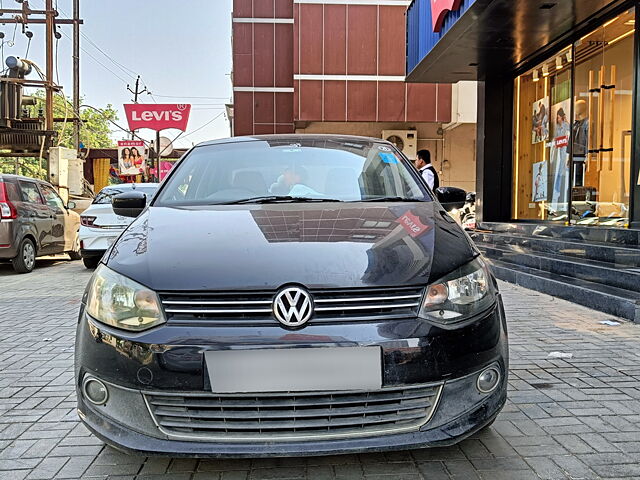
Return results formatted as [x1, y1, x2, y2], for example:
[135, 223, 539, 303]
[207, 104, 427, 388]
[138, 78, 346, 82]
[19, 181, 45, 205]
[40, 184, 66, 211]
[4, 180, 21, 202]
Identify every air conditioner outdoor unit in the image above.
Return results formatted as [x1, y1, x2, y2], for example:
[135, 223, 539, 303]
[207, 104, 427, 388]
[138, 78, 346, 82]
[381, 130, 417, 160]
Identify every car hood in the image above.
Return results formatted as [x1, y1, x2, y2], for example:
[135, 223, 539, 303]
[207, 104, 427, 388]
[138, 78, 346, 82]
[105, 202, 477, 291]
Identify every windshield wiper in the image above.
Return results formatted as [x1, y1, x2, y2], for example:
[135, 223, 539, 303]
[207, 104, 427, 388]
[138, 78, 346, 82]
[358, 196, 423, 202]
[220, 195, 343, 205]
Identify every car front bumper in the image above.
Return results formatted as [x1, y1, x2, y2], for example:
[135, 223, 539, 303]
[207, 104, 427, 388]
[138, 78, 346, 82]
[75, 297, 508, 457]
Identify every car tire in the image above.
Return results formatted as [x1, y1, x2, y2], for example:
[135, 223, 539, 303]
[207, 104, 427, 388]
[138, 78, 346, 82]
[12, 238, 36, 273]
[68, 232, 82, 261]
[82, 256, 100, 269]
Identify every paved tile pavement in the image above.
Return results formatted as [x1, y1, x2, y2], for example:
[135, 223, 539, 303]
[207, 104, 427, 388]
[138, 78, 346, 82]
[1, 259, 640, 479]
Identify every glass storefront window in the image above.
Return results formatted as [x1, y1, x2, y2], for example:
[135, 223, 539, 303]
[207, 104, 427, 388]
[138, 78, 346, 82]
[513, 46, 573, 221]
[572, 9, 635, 227]
[512, 9, 635, 226]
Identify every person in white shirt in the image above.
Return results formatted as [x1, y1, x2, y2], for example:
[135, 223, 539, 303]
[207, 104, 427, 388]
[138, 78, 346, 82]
[414, 149, 439, 190]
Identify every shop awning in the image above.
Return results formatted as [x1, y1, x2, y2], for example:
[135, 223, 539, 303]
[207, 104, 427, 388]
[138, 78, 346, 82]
[406, 0, 631, 83]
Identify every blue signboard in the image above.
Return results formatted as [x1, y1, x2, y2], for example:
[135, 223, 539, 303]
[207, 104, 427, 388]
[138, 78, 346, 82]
[407, 0, 477, 74]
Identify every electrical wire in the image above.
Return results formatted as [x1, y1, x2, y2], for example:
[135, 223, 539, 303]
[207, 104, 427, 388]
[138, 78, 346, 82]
[51, 1, 139, 80]
[151, 94, 231, 100]
[180, 112, 225, 141]
[59, 29, 129, 84]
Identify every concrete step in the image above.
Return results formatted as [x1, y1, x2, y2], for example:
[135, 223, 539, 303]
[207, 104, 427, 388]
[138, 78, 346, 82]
[471, 231, 640, 267]
[478, 242, 640, 294]
[486, 258, 640, 322]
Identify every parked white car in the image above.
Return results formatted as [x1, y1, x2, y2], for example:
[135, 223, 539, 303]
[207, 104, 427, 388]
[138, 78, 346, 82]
[79, 183, 158, 268]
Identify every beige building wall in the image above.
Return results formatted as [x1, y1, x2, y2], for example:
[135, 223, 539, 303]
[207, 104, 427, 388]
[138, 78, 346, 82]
[296, 121, 477, 192]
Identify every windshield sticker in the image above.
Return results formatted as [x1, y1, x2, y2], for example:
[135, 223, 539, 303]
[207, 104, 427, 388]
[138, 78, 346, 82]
[379, 152, 398, 164]
[377, 145, 392, 152]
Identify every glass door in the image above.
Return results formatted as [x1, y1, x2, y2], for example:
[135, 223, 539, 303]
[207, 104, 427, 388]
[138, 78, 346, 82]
[571, 9, 635, 227]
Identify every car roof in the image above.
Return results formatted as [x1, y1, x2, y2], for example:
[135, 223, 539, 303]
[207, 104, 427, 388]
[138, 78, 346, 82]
[0, 173, 52, 185]
[100, 183, 159, 191]
[195, 134, 394, 148]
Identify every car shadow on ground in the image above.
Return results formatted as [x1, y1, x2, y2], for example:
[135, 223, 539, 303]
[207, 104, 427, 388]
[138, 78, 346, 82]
[0, 256, 78, 276]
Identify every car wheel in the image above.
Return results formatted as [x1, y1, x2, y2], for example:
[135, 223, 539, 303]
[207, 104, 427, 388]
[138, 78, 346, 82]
[12, 238, 36, 273]
[82, 256, 100, 269]
[68, 232, 82, 260]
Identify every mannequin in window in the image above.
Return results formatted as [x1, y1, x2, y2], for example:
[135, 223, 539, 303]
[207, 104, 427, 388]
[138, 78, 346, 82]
[572, 99, 588, 187]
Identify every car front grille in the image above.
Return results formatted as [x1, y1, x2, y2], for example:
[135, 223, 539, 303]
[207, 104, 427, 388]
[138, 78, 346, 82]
[144, 383, 442, 441]
[159, 286, 424, 326]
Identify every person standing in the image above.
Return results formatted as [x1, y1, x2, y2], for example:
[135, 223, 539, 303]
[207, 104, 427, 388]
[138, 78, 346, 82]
[414, 149, 439, 190]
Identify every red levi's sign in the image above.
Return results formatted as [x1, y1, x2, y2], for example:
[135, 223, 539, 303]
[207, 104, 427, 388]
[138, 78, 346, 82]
[124, 104, 191, 132]
[396, 211, 430, 238]
[431, 0, 463, 32]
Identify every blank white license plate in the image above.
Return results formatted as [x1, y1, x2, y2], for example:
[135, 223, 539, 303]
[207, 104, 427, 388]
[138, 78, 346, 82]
[205, 347, 382, 393]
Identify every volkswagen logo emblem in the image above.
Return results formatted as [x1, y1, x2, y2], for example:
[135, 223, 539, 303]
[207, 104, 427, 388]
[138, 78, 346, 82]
[273, 287, 314, 327]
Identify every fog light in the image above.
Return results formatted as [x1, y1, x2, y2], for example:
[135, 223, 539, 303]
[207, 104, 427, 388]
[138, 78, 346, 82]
[477, 366, 500, 393]
[82, 376, 108, 405]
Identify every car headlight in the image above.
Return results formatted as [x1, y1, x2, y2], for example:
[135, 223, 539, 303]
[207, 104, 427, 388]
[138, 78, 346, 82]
[86, 264, 165, 331]
[419, 257, 496, 324]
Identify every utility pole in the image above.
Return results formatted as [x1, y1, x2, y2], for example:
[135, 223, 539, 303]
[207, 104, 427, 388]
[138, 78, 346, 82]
[127, 75, 147, 140]
[72, 0, 80, 150]
[44, 0, 55, 181]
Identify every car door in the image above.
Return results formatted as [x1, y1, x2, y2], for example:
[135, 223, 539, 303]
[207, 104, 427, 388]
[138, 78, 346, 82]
[17, 180, 53, 254]
[38, 183, 68, 253]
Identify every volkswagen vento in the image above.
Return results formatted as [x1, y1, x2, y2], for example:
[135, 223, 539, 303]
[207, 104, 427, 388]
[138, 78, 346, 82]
[74, 135, 508, 457]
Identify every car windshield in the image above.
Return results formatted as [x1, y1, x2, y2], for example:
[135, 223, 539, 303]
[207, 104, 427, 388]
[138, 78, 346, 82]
[93, 185, 158, 205]
[153, 138, 430, 206]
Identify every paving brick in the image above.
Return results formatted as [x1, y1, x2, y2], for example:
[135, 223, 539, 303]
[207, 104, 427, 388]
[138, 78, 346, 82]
[4, 265, 640, 479]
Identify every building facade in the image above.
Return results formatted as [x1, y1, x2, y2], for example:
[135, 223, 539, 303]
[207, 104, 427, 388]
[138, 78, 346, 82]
[407, 0, 640, 230]
[231, 0, 478, 191]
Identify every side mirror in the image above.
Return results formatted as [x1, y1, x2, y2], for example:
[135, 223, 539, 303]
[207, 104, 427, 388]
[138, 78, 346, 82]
[67, 201, 76, 209]
[435, 186, 466, 212]
[113, 191, 147, 218]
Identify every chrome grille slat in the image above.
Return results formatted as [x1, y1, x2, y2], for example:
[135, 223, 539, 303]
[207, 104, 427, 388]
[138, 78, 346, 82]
[148, 387, 438, 408]
[151, 398, 432, 419]
[160, 286, 424, 325]
[145, 383, 442, 441]
[156, 411, 429, 431]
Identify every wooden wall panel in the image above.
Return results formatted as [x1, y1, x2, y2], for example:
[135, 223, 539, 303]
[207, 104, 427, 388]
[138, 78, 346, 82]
[254, 92, 275, 124]
[253, 0, 275, 18]
[253, 24, 275, 87]
[275, 93, 294, 124]
[324, 5, 347, 75]
[275, 0, 293, 18]
[275, 24, 294, 87]
[346, 6, 377, 75]
[233, 92, 254, 136]
[299, 80, 323, 120]
[233, 0, 252, 18]
[233, 54, 253, 86]
[407, 83, 437, 122]
[233, 23, 252, 54]
[378, 6, 406, 76]
[323, 81, 347, 121]
[347, 81, 376, 121]
[298, 4, 323, 74]
[378, 82, 405, 122]
[254, 124, 276, 135]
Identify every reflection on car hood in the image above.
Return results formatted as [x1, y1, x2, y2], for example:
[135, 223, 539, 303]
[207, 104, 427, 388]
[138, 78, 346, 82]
[105, 203, 477, 291]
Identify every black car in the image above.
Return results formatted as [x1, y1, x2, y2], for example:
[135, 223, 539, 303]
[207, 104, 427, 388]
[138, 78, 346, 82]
[75, 135, 508, 457]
